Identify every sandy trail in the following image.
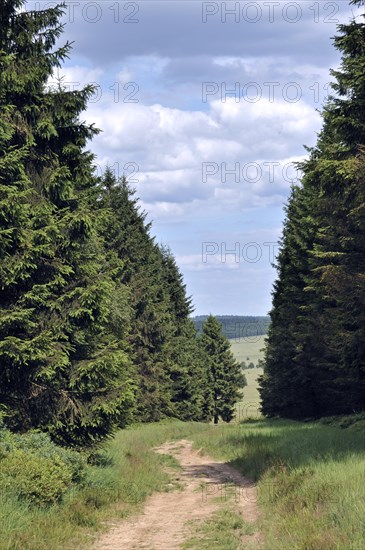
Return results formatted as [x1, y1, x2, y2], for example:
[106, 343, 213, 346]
[94, 439, 261, 550]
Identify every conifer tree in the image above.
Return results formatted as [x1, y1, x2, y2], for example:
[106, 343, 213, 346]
[200, 315, 245, 424]
[98, 170, 176, 422]
[159, 246, 213, 421]
[98, 170, 214, 422]
[260, 0, 365, 417]
[258, 183, 322, 418]
[0, 1, 135, 445]
[295, 0, 365, 415]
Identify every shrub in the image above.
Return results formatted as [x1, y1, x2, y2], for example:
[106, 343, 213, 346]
[0, 449, 73, 506]
[17, 431, 86, 482]
[0, 422, 87, 506]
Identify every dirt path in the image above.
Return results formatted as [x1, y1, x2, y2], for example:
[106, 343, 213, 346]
[94, 439, 261, 550]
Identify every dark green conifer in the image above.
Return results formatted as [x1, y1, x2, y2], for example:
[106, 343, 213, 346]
[200, 315, 245, 424]
[159, 246, 213, 421]
[260, 0, 365, 417]
[0, 2, 135, 446]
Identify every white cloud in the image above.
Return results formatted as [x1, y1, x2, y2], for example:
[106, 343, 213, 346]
[82, 91, 321, 220]
[117, 67, 134, 83]
[139, 201, 187, 220]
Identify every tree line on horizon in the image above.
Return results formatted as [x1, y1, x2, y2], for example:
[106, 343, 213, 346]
[192, 315, 270, 340]
[259, 0, 365, 419]
[0, 1, 244, 447]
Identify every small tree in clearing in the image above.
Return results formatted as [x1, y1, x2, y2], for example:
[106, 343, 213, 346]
[200, 315, 246, 424]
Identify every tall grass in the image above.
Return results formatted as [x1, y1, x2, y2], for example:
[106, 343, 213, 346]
[0, 420, 207, 550]
[190, 417, 365, 550]
[1, 416, 363, 549]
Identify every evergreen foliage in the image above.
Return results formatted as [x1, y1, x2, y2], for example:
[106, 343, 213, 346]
[200, 315, 245, 424]
[260, 0, 365, 418]
[0, 0, 247, 447]
[97, 170, 213, 423]
[0, 1, 136, 446]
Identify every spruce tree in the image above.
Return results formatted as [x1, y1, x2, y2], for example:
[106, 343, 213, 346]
[98, 170, 214, 422]
[200, 315, 245, 424]
[297, 0, 365, 415]
[258, 184, 321, 418]
[260, 0, 365, 417]
[98, 170, 175, 422]
[0, 1, 136, 445]
[159, 246, 213, 421]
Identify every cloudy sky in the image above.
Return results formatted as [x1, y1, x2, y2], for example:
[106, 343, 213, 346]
[31, 0, 361, 315]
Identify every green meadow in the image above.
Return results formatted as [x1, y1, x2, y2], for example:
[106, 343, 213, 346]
[229, 335, 266, 366]
[188, 415, 365, 550]
[229, 336, 265, 421]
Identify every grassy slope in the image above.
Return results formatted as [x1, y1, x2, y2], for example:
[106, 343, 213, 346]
[235, 368, 263, 421]
[2, 417, 364, 550]
[229, 335, 264, 421]
[187, 337, 365, 549]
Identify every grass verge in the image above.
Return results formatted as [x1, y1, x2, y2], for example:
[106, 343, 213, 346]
[189, 415, 365, 550]
[2, 415, 364, 550]
[0, 420, 208, 550]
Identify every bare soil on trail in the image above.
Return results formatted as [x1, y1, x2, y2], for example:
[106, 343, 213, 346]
[93, 439, 261, 550]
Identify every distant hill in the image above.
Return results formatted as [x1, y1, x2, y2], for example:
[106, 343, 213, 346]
[191, 315, 270, 340]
